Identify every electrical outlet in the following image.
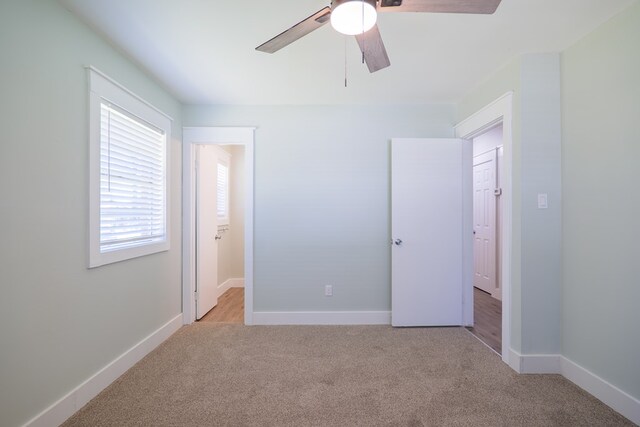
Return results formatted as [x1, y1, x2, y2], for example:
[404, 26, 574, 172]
[324, 285, 333, 297]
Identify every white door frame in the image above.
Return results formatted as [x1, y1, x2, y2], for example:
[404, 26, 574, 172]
[182, 127, 256, 325]
[454, 92, 513, 366]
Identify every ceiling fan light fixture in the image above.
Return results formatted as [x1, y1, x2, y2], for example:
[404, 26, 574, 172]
[330, 0, 377, 36]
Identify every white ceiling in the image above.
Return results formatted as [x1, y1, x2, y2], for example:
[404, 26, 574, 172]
[59, 0, 635, 105]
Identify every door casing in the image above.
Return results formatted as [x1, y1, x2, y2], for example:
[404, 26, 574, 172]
[455, 92, 513, 367]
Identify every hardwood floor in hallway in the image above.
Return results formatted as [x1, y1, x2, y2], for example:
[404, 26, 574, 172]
[466, 287, 501, 354]
[199, 287, 244, 323]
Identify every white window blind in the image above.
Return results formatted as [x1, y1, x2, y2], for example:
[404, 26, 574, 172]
[88, 67, 171, 268]
[99, 102, 166, 253]
[217, 161, 229, 222]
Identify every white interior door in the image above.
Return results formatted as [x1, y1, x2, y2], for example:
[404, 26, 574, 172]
[196, 145, 218, 319]
[473, 151, 497, 296]
[391, 138, 471, 327]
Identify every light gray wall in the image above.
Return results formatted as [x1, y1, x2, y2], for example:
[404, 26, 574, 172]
[229, 145, 246, 279]
[0, 1, 183, 426]
[183, 105, 455, 312]
[519, 54, 562, 354]
[457, 53, 563, 354]
[561, 0, 640, 400]
[217, 245, 233, 285]
[217, 146, 233, 286]
[473, 124, 502, 157]
[459, 0, 640, 401]
[216, 145, 245, 285]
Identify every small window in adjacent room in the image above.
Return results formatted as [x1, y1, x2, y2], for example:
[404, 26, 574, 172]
[88, 67, 171, 268]
[217, 155, 230, 225]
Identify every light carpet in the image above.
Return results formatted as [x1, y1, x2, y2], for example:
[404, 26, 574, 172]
[63, 324, 633, 426]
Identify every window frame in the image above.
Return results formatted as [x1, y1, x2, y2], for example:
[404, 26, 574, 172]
[216, 148, 231, 226]
[88, 67, 171, 268]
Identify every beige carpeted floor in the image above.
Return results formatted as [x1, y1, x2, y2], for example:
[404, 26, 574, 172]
[63, 324, 633, 426]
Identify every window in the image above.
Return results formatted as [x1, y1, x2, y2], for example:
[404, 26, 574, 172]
[216, 150, 230, 225]
[88, 67, 171, 267]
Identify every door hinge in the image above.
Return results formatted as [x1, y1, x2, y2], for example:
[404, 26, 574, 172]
[494, 188, 502, 196]
[194, 291, 199, 301]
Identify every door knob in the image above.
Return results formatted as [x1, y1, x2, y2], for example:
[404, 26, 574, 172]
[394, 239, 403, 246]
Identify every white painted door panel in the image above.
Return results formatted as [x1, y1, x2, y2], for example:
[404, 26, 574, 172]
[391, 138, 470, 327]
[196, 145, 218, 319]
[473, 151, 497, 296]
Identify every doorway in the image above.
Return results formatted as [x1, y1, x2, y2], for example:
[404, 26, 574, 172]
[454, 92, 513, 366]
[468, 124, 503, 354]
[195, 144, 246, 323]
[182, 127, 255, 325]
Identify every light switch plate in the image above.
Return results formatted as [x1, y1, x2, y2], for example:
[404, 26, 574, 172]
[537, 193, 548, 209]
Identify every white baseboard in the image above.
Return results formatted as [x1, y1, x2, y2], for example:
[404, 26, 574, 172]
[506, 349, 639, 424]
[509, 349, 561, 374]
[561, 356, 640, 425]
[252, 311, 391, 325]
[24, 314, 182, 427]
[217, 277, 244, 295]
[22, 312, 639, 426]
[506, 349, 521, 372]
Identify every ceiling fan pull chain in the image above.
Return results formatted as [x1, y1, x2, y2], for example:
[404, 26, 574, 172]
[344, 35, 348, 87]
[362, 1, 366, 64]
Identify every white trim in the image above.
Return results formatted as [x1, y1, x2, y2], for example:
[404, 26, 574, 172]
[507, 348, 522, 372]
[227, 277, 245, 288]
[455, 92, 512, 139]
[23, 315, 182, 427]
[561, 357, 640, 425]
[182, 127, 255, 326]
[455, 92, 513, 367]
[508, 349, 561, 374]
[253, 311, 391, 325]
[85, 66, 173, 121]
[505, 350, 640, 424]
[217, 277, 245, 295]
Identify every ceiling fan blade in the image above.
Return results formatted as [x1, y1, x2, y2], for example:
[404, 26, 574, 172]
[378, 0, 501, 14]
[256, 7, 332, 53]
[355, 25, 390, 73]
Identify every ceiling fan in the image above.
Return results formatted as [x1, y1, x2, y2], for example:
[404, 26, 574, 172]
[256, 0, 502, 73]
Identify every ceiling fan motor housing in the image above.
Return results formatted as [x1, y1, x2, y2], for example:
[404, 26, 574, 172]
[331, 0, 377, 7]
[330, 0, 378, 35]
